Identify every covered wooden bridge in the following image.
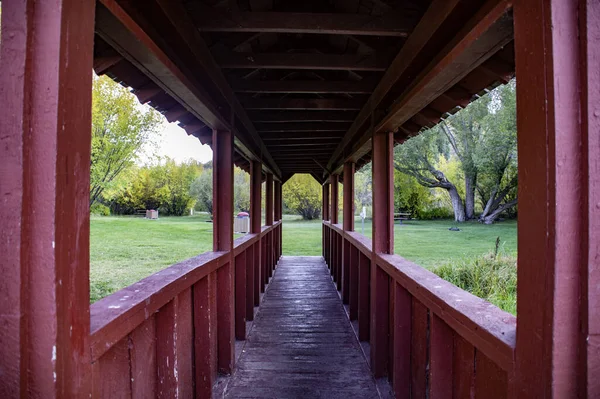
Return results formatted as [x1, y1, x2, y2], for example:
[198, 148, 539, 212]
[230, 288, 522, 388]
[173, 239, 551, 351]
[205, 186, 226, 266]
[1, 0, 598, 397]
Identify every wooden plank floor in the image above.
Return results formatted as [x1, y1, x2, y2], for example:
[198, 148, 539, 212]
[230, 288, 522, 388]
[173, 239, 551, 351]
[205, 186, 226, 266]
[224, 256, 380, 398]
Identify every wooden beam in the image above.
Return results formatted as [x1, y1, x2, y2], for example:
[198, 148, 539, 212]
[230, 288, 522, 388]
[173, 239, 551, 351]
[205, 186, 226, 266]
[230, 79, 376, 94]
[150, 0, 282, 178]
[325, 0, 463, 172]
[241, 98, 363, 110]
[265, 139, 340, 146]
[262, 132, 344, 140]
[328, 0, 513, 173]
[255, 122, 351, 132]
[189, 8, 414, 37]
[214, 51, 388, 71]
[248, 111, 357, 122]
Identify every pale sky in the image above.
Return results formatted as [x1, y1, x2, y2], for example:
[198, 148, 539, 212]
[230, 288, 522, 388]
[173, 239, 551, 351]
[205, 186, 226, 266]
[140, 122, 213, 165]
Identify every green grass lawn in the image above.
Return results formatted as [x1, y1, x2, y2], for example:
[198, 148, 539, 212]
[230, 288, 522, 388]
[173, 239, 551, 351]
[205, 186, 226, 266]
[91, 214, 517, 307]
[283, 216, 517, 269]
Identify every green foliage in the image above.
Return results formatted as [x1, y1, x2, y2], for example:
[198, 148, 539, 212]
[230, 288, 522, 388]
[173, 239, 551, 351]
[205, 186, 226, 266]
[354, 164, 372, 213]
[190, 168, 213, 214]
[90, 75, 163, 206]
[283, 174, 322, 220]
[90, 203, 111, 216]
[109, 159, 202, 216]
[234, 168, 251, 213]
[417, 207, 454, 220]
[433, 253, 517, 314]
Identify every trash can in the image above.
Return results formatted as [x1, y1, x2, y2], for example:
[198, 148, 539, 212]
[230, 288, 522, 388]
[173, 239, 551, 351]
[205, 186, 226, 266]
[146, 209, 159, 220]
[234, 212, 250, 233]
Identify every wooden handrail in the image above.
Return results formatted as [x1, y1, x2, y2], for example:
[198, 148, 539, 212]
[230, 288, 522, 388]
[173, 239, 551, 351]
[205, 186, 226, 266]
[322, 221, 516, 371]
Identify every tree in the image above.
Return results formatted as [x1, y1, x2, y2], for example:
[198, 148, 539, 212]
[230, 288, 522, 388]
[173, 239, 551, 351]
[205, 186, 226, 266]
[475, 81, 518, 224]
[190, 167, 213, 215]
[90, 75, 163, 206]
[354, 164, 373, 214]
[394, 130, 467, 221]
[234, 168, 251, 213]
[394, 80, 518, 223]
[283, 174, 322, 220]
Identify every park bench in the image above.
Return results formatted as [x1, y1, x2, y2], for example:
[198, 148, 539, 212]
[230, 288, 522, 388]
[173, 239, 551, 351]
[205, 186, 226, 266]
[393, 211, 411, 224]
[135, 209, 146, 217]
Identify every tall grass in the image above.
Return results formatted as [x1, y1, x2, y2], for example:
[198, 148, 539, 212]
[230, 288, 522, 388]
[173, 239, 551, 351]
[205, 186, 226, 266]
[433, 253, 517, 315]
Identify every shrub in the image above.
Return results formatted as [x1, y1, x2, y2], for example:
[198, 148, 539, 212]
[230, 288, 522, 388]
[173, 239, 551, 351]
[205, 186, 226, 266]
[433, 253, 517, 315]
[90, 203, 111, 216]
[416, 206, 454, 220]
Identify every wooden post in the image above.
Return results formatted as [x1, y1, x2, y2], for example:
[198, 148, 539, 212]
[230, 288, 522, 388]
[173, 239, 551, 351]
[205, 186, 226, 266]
[330, 175, 339, 224]
[250, 161, 262, 306]
[274, 181, 282, 222]
[580, 2, 600, 397]
[342, 162, 355, 304]
[213, 129, 235, 374]
[266, 173, 274, 226]
[323, 183, 330, 221]
[513, 0, 584, 396]
[322, 183, 330, 260]
[370, 130, 394, 377]
[0, 0, 95, 396]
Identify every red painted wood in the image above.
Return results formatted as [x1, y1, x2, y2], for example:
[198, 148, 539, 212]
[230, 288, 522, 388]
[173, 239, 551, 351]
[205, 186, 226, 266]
[393, 283, 412, 398]
[336, 234, 343, 291]
[156, 300, 178, 398]
[94, 337, 131, 398]
[274, 181, 282, 222]
[411, 299, 429, 398]
[372, 131, 394, 255]
[474, 350, 507, 399]
[343, 162, 355, 232]
[130, 317, 157, 398]
[261, 236, 267, 292]
[430, 314, 454, 398]
[90, 251, 225, 361]
[580, 2, 600, 396]
[370, 263, 390, 377]
[250, 161, 262, 234]
[194, 274, 217, 398]
[175, 289, 194, 398]
[0, 0, 95, 395]
[358, 252, 371, 341]
[235, 252, 247, 340]
[213, 128, 235, 374]
[253, 242, 261, 305]
[330, 174, 339, 224]
[514, 0, 582, 396]
[266, 173, 274, 226]
[349, 245, 360, 320]
[342, 240, 350, 303]
[246, 245, 255, 321]
[453, 335, 475, 399]
[323, 183, 330, 221]
[217, 261, 235, 373]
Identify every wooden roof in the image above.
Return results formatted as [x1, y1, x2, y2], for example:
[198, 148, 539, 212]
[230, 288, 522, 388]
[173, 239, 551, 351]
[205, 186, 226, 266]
[93, 0, 515, 183]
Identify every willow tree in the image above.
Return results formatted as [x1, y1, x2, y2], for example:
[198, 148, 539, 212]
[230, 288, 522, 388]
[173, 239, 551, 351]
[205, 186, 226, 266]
[90, 75, 163, 206]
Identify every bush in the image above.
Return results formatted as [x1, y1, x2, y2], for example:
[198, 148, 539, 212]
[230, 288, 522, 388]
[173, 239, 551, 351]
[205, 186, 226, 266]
[90, 203, 110, 216]
[433, 253, 517, 315]
[416, 207, 454, 220]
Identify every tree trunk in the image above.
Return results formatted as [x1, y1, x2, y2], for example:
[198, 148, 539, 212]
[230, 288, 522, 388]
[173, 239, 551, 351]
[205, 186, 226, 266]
[447, 186, 466, 222]
[479, 199, 518, 224]
[464, 174, 476, 220]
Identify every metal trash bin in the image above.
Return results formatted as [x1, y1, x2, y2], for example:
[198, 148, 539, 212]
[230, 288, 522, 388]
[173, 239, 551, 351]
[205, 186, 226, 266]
[146, 209, 159, 220]
[234, 212, 250, 233]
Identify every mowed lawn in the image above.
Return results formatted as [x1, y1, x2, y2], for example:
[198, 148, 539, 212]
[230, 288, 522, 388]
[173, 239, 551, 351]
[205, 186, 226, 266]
[283, 216, 517, 268]
[91, 214, 517, 302]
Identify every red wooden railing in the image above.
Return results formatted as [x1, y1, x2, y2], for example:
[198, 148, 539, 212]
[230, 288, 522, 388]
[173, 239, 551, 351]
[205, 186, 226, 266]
[323, 221, 516, 398]
[89, 222, 282, 398]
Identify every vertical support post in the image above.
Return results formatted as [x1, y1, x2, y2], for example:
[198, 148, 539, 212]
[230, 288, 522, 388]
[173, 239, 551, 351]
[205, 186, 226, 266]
[265, 173, 274, 226]
[250, 162, 262, 306]
[370, 130, 394, 377]
[265, 174, 274, 278]
[0, 0, 95, 396]
[322, 182, 330, 260]
[213, 129, 234, 374]
[274, 181, 281, 222]
[330, 175, 339, 224]
[580, 2, 600, 397]
[513, 0, 583, 396]
[342, 162, 355, 304]
[274, 180, 281, 263]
